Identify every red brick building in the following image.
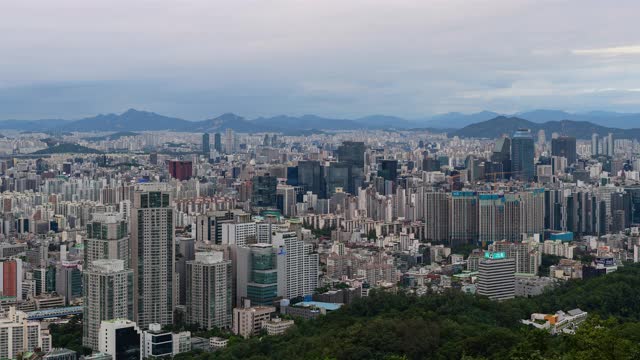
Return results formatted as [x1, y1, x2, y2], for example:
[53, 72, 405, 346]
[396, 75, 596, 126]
[169, 160, 193, 181]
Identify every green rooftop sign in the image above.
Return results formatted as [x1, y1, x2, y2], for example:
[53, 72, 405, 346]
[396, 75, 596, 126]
[484, 252, 506, 260]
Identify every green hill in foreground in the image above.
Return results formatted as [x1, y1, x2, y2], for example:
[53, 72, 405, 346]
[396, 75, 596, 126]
[175, 264, 640, 360]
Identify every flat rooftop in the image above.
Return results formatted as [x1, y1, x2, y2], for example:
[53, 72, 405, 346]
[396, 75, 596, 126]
[295, 301, 342, 311]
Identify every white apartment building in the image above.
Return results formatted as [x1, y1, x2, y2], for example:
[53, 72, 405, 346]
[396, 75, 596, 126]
[543, 240, 576, 259]
[186, 252, 232, 329]
[272, 231, 319, 299]
[85, 212, 130, 269]
[221, 222, 257, 246]
[0, 307, 51, 359]
[130, 187, 176, 329]
[83, 259, 133, 351]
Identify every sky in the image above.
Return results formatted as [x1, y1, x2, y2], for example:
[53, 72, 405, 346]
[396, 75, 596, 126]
[1, 0, 640, 120]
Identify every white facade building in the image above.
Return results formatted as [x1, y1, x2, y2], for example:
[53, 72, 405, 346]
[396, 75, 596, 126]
[186, 252, 232, 330]
[83, 259, 133, 351]
[477, 257, 516, 301]
[99, 319, 142, 360]
[272, 231, 319, 299]
[0, 307, 51, 359]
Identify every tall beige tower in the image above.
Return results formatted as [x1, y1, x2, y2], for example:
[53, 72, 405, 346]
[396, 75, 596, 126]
[130, 185, 176, 329]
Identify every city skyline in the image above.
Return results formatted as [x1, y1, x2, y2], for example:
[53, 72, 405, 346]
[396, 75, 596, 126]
[0, 123, 638, 359]
[2, 1, 640, 359]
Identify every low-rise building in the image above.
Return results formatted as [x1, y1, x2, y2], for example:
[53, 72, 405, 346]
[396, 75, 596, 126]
[515, 276, 556, 297]
[550, 259, 583, 280]
[281, 301, 342, 320]
[83, 352, 112, 360]
[209, 337, 228, 350]
[33, 294, 66, 310]
[521, 309, 588, 334]
[263, 317, 294, 336]
[190, 337, 211, 352]
[43, 348, 77, 360]
[312, 287, 361, 304]
[172, 331, 191, 355]
[543, 240, 576, 259]
[98, 319, 142, 360]
[143, 323, 173, 358]
[232, 300, 275, 338]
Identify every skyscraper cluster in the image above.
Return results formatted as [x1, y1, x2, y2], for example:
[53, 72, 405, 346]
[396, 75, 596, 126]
[0, 123, 639, 359]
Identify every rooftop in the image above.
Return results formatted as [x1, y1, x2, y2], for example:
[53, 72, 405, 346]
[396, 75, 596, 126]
[295, 301, 342, 311]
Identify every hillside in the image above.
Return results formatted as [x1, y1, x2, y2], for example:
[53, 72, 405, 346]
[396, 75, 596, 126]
[452, 116, 640, 139]
[175, 264, 640, 360]
[420, 111, 501, 129]
[61, 109, 192, 132]
[84, 131, 140, 141]
[0, 119, 71, 131]
[515, 110, 640, 129]
[194, 113, 274, 133]
[32, 143, 103, 154]
[5, 109, 640, 134]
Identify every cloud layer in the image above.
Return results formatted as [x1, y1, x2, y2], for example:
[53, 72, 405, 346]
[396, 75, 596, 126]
[1, 0, 640, 119]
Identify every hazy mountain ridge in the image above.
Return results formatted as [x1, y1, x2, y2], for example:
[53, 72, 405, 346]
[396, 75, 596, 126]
[2, 108, 640, 134]
[60, 109, 193, 132]
[452, 116, 640, 139]
[0, 119, 72, 131]
[419, 111, 502, 128]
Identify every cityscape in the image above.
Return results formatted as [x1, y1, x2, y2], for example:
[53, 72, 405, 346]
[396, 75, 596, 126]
[3, 1, 640, 360]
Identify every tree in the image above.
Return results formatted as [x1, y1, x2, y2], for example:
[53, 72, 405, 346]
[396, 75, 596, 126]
[367, 229, 377, 240]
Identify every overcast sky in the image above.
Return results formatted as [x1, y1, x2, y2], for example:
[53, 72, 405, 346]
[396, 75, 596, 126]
[2, 0, 640, 120]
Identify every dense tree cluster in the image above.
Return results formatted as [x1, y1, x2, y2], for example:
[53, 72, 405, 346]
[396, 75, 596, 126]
[51, 265, 640, 359]
[196, 264, 640, 359]
[49, 317, 92, 356]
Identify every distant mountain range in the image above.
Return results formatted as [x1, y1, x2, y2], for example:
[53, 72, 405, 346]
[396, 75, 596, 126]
[452, 116, 640, 140]
[2, 108, 640, 136]
[0, 109, 444, 133]
[419, 110, 640, 129]
[418, 111, 501, 128]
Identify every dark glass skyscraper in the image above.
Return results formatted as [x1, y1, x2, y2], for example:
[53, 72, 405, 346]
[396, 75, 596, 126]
[551, 136, 577, 165]
[335, 141, 365, 195]
[423, 157, 440, 172]
[251, 174, 278, 208]
[297, 160, 326, 198]
[286, 166, 299, 186]
[491, 136, 511, 178]
[336, 141, 365, 168]
[325, 162, 351, 196]
[214, 132, 222, 153]
[510, 129, 534, 181]
[202, 133, 210, 156]
[246, 244, 278, 306]
[378, 159, 398, 181]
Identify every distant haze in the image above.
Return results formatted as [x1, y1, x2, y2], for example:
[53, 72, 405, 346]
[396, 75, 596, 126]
[2, 0, 640, 119]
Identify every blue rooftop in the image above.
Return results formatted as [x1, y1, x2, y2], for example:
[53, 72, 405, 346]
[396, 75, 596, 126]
[296, 301, 343, 311]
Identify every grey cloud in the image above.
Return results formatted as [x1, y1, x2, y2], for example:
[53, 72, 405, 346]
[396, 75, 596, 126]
[1, 0, 640, 119]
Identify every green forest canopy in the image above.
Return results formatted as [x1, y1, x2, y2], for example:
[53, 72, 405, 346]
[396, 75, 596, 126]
[178, 264, 640, 360]
[51, 264, 640, 359]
